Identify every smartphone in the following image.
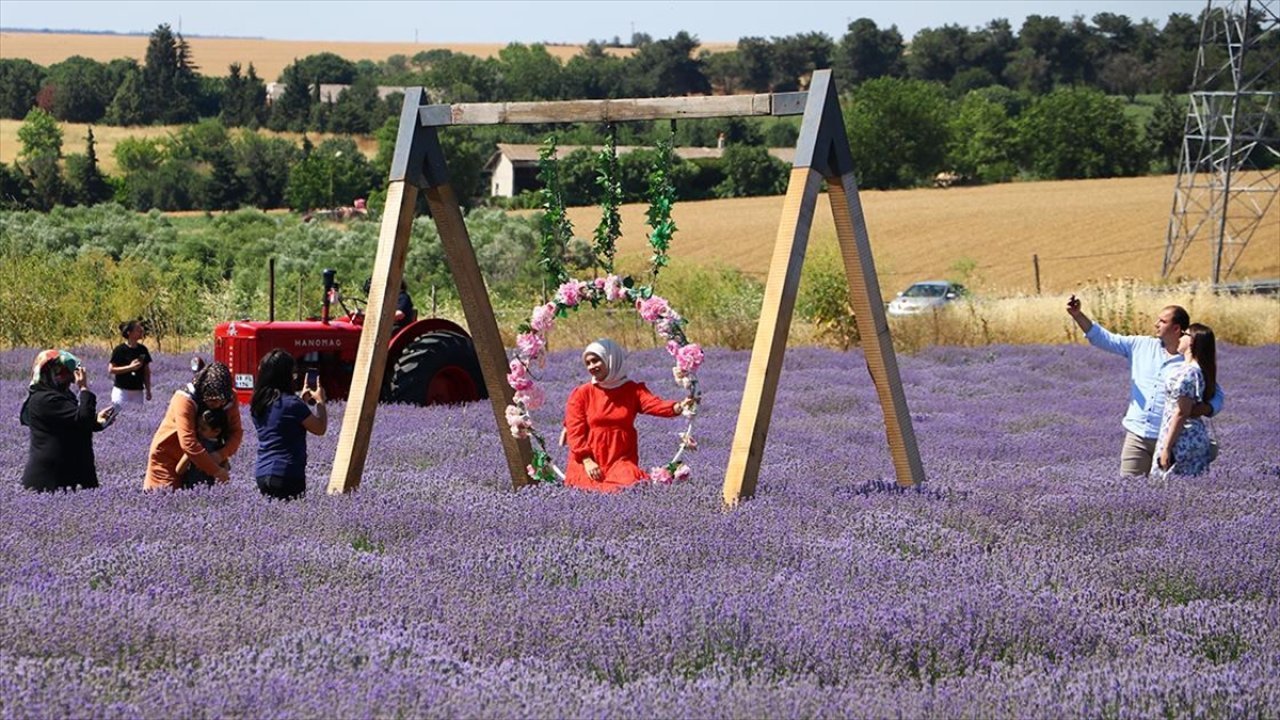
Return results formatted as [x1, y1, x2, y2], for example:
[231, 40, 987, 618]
[304, 369, 319, 390]
[100, 403, 120, 429]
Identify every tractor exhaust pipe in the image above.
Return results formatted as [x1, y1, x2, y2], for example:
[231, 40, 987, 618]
[268, 258, 276, 322]
[322, 268, 337, 325]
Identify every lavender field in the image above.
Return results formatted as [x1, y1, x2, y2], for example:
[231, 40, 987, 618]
[1, 342, 1278, 718]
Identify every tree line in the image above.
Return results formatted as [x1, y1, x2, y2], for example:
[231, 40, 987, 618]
[1, 10, 1275, 213]
[6, 11, 1277, 127]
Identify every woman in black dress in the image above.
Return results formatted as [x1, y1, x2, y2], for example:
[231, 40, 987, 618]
[20, 350, 117, 492]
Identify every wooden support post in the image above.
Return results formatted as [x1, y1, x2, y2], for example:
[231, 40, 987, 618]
[827, 172, 925, 488]
[1033, 253, 1042, 295]
[723, 69, 924, 504]
[327, 181, 417, 493]
[722, 167, 823, 504]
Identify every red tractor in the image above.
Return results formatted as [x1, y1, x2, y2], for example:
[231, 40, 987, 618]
[214, 269, 487, 406]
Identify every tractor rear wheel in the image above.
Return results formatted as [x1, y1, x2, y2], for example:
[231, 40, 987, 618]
[387, 331, 488, 406]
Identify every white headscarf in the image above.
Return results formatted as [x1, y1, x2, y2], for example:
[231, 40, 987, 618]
[584, 338, 629, 389]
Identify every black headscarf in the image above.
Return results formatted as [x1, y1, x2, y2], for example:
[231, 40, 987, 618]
[191, 362, 234, 407]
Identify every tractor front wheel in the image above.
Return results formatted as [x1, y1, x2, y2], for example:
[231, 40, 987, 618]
[387, 331, 488, 406]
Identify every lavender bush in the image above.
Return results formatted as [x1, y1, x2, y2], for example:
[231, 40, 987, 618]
[1, 343, 1277, 718]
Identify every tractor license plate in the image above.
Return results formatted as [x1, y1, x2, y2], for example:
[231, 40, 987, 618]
[234, 373, 255, 390]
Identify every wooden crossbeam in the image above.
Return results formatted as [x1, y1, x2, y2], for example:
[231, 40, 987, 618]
[418, 92, 808, 126]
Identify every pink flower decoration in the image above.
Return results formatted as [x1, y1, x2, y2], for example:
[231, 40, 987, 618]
[530, 303, 557, 334]
[636, 295, 670, 323]
[505, 404, 531, 438]
[593, 277, 606, 289]
[507, 359, 533, 391]
[649, 466, 674, 485]
[515, 332, 545, 361]
[674, 464, 692, 481]
[672, 366, 692, 388]
[515, 384, 545, 411]
[675, 343, 704, 373]
[666, 340, 680, 356]
[555, 280, 587, 307]
[603, 275, 627, 302]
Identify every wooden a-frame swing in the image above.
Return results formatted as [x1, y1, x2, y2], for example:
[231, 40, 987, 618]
[327, 69, 926, 502]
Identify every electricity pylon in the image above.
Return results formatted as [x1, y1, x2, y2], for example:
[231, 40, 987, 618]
[1163, 0, 1279, 284]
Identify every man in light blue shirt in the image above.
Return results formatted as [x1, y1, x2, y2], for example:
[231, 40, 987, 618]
[1067, 297, 1224, 476]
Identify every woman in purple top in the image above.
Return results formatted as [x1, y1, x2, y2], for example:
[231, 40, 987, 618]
[249, 350, 327, 500]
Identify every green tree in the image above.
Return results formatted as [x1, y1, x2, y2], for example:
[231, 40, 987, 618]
[770, 32, 835, 91]
[105, 68, 147, 125]
[267, 62, 312, 131]
[420, 50, 500, 102]
[66, 126, 113, 205]
[16, 108, 66, 210]
[42, 56, 113, 122]
[714, 144, 787, 198]
[141, 23, 200, 123]
[283, 52, 358, 85]
[1099, 53, 1151, 100]
[968, 19, 1016, 82]
[219, 62, 252, 126]
[0, 161, 34, 209]
[1146, 91, 1185, 173]
[284, 138, 377, 211]
[17, 107, 62, 160]
[328, 75, 380, 134]
[834, 18, 904, 89]
[562, 43, 626, 100]
[0, 58, 45, 119]
[623, 32, 711, 97]
[735, 37, 775, 91]
[906, 24, 971, 84]
[947, 92, 1018, 183]
[844, 77, 952, 189]
[205, 145, 246, 210]
[234, 130, 298, 208]
[496, 43, 563, 100]
[1016, 86, 1148, 178]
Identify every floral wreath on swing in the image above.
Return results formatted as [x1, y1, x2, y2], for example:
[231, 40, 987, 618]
[505, 131, 703, 486]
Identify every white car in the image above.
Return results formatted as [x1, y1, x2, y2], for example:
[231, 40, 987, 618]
[887, 281, 967, 316]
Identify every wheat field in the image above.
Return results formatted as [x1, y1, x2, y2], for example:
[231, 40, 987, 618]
[0, 31, 690, 81]
[571, 175, 1280, 294]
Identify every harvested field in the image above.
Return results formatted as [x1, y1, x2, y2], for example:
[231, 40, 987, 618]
[572, 174, 1280, 294]
[0, 31, 670, 81]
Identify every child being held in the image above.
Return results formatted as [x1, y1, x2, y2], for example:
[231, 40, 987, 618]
[177, 408, 231, 488]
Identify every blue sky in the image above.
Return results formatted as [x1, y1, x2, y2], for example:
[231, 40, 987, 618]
[0, 0, 1207, 43]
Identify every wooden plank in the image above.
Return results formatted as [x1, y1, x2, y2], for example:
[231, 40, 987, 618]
[327, 180, 416, 494]
[423, 182, 534, 489]
[424, 93, 806, 126]
[828, 171, 925, 487]
[722, 167, 824, 505]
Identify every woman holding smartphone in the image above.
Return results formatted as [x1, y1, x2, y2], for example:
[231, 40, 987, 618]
[250, 350, 327, 500]
[21, 350, 117, 492]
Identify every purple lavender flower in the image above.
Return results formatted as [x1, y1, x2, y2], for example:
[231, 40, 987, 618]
[0, 343, 1276, 717]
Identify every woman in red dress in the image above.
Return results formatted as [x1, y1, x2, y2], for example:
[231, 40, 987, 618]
[563, 338, 692, 492]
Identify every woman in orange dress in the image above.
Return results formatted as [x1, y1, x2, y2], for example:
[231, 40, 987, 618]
[563, 338, 691, 492]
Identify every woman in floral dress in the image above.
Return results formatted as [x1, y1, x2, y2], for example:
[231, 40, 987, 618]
[1155, 323, 1218, 476]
